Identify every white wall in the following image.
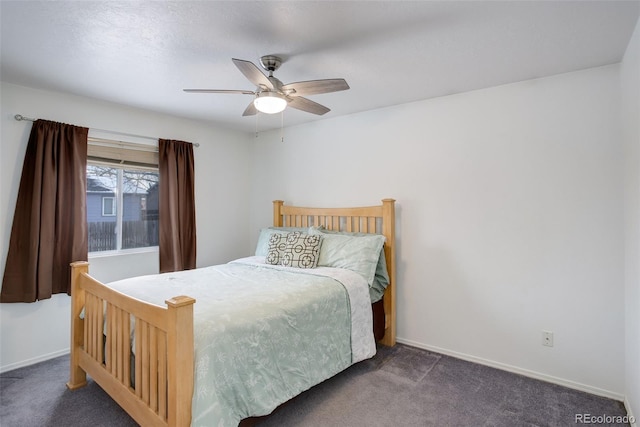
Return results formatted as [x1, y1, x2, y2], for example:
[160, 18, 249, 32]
[250, 65, 626, 398]
[622, 18, 640, 423]
[0, 82, 252, 372]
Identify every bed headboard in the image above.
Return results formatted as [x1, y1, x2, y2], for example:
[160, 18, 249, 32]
[273, 199, 396, 346]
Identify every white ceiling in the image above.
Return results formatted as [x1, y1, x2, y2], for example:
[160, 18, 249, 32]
[1, 1, 639, 132]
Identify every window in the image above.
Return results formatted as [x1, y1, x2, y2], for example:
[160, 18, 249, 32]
[87, 164, 159, 253]
[102, 197, 116, 216]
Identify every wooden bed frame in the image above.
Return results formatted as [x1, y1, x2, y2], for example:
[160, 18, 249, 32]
[67, 199, 396, 426]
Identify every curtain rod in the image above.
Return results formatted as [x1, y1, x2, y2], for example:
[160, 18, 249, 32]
[13, 114, 200, 147]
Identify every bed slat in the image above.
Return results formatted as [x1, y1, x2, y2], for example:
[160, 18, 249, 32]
[85, 294, 93, 358]
[107, 303, 115, 373]
[134, 319, 142, 398]
[158, 331, 167, 419]
[116, 307, 124, 382]
[122, 313, 131, 387]
[97, 297, 104, 364]
[150, 326, 158, 412]
[94, 296, 101, 360]
[84, 295, 90, 358]
[141, 320, 150, 404]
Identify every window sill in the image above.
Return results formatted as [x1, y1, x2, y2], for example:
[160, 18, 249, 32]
[88, 246, 158, 259]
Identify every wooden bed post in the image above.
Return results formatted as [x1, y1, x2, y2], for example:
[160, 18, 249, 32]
[67, 261, 88, 390]
[380, 199, 396, 346]
[273, 200, 284, 227]
[166, 295, 196, 427]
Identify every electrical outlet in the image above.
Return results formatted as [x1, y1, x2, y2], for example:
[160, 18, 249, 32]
[542, 330, 554, 347]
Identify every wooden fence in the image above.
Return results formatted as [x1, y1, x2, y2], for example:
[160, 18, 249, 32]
[88, 220, 159, 252]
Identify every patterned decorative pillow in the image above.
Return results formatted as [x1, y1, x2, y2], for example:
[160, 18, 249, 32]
[281, 232, 323, 269]
[265, 232, 288, 265]
[255, 227, 309, 256]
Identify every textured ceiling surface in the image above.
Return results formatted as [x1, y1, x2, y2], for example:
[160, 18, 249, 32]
[1, 1, 639, 132]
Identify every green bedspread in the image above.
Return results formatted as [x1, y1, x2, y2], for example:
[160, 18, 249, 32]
[106, 257, 372, 426]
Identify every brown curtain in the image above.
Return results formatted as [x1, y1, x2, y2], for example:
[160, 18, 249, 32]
[1, 120, 88, 302]
[158, 139, 196, 273]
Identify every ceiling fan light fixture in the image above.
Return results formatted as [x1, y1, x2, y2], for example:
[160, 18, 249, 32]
[184, 56, 348, 116]
[253, 92, 287, 114]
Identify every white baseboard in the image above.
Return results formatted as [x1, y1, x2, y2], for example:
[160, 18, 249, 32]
[0, 348, 70, 374]
[396, 337, 625, 402]
[625, 396, 637, 427]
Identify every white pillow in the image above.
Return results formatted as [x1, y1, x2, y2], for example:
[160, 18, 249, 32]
[311, 226, 390, 302]
[309, 227, 385, 286]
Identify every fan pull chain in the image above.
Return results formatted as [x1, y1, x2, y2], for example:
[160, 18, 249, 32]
[255, 112, 259, 138]
[280, 110, 285, 142]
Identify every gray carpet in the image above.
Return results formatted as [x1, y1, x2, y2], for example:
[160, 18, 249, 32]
[0, 344, 630, 426]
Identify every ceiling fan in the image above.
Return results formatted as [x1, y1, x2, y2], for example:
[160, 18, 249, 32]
[183, 55, 349, 116]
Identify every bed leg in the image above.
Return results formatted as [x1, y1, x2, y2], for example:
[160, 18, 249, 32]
[67, 261, 88, 390]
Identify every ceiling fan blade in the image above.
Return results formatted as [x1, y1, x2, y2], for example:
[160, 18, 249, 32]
[242, 101, 258, 116]
[287, 96, 330, 115]
[232, 58, 274, 90]
[282, 79, 349, 96]
[183, 89, 255, 94]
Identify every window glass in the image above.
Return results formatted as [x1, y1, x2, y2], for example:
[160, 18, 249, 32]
[87, 164, 159, 253]
[102, 197, 116, 216]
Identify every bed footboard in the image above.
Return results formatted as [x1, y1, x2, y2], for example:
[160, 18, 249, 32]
[67, 262, 195, 427]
